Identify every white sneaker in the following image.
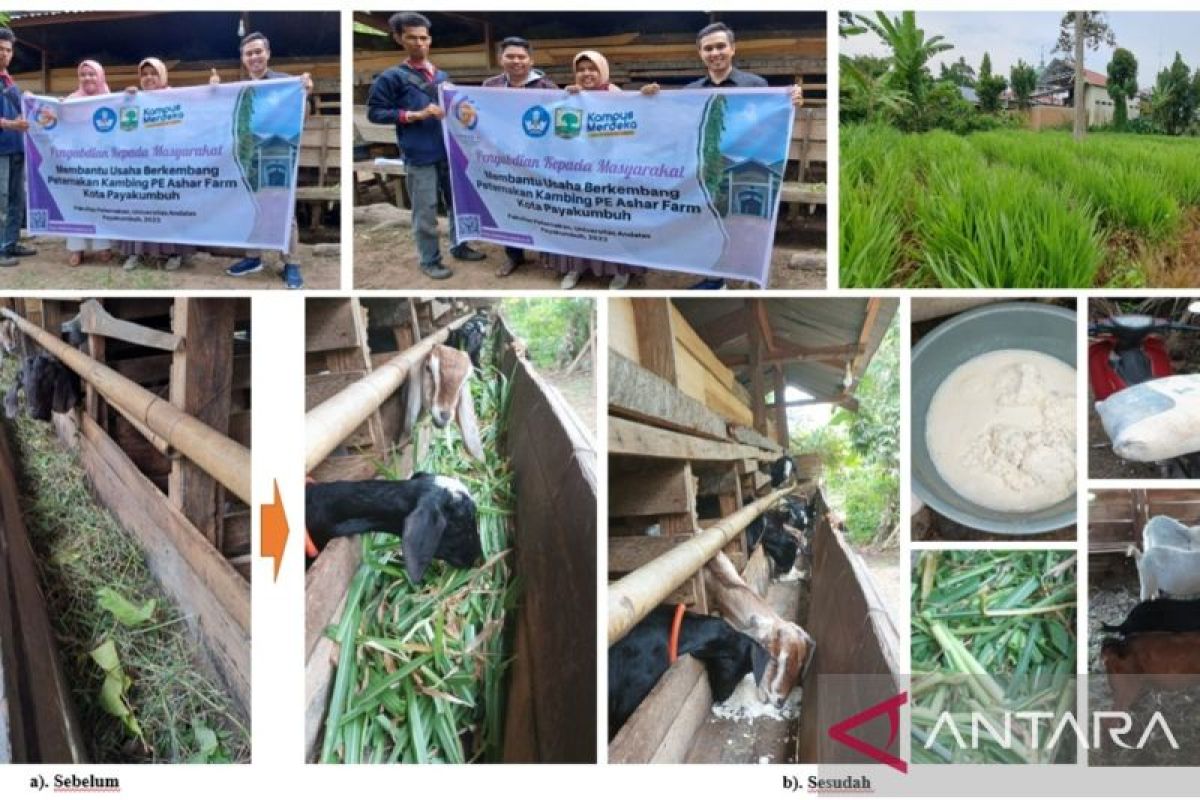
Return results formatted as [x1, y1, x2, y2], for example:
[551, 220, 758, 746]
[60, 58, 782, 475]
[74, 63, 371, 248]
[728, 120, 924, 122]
[122, 255, 142, 271]
[560, 269, 581, 290]
[609, 273, 630, 290]
[163, 255, 183, 272]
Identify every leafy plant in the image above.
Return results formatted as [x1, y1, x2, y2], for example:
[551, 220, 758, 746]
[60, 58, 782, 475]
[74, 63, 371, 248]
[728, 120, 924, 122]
[855, 11, 953, 131]
[975, 53, 1007, 113]
[90, 639, 146, 744]
[1106, 48, 1139, 129]
[499, 298, 592, 370]
[1009, 60, 1037, 111]
[96, 587, 156, 626]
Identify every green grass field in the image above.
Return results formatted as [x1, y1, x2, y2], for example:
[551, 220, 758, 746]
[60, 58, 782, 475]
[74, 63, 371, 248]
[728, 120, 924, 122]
[841, 126, 1200, 288]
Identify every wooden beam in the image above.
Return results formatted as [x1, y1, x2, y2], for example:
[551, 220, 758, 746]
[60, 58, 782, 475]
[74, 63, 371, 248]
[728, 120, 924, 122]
[609, 351, 728, 441]
[773, 366, 789, 448]
[746, 303, 767, 435]
[694, 308, 747, 349]
[631, 300, 677, 384]
[609, 656, 708, 763]
[753, 300, 775, 352]
[852, 297, 883, 375]
[79, 299, 182, 352]
[721, 342, 864, 367]
[169, 300, 236, 546]
[609, 417, 768, 462]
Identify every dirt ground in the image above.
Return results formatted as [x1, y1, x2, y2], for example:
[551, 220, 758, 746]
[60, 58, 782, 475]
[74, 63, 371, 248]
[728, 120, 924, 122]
[542, 368, 595, 440]
[353, 203, 827, 290]
[855, 546, 903, 616]
[0, 236, 340, 290]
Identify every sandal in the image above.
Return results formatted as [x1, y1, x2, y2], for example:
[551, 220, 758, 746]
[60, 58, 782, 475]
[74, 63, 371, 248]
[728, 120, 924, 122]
[67, 251, 83, 267]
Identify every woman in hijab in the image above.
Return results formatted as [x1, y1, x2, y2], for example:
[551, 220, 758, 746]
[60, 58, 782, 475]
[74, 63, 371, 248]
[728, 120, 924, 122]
[116, 58, 195, 271]
[65, 60, 113, 266]
[544, 51, 649, 290]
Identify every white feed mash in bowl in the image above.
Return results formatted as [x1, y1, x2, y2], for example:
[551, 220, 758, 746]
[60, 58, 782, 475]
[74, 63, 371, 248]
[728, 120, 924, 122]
[926, 349, 1076, 513]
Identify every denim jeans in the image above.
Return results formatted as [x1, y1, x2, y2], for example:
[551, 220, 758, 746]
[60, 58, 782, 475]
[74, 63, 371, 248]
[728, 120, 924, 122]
[0, 153, 24, 252]
[406, 160, 456, 266]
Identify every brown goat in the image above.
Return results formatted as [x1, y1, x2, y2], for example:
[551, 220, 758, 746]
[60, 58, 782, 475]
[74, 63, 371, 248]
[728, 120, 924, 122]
[1100, 632, 1200, 712]
[405, 343, 484, 460]
[703, 551, 815, 706]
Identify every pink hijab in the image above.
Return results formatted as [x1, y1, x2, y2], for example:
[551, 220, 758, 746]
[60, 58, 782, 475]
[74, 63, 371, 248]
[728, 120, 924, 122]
[68, 60, 111, 98]
[573, 50, 620, 92]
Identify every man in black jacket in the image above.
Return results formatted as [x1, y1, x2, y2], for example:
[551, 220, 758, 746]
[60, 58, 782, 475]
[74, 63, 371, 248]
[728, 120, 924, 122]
[367, 12, 485, 280]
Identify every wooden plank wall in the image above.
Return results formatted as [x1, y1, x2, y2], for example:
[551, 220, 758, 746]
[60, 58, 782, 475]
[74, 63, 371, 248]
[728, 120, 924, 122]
[797, 493, 901, 763]
[499, 316, 598, 764]
[1088, 489, 1200, 553]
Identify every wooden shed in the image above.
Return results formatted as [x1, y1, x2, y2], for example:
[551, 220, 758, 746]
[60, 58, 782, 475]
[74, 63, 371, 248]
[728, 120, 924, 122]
[0, 297, 251, 762]
[607, 297, 899, 764]
[304, 298, 597, 763]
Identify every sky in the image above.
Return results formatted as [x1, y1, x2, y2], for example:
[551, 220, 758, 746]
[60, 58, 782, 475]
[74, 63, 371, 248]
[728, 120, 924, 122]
[842, 12, 1200, 92]
[721, 95, 793, 164]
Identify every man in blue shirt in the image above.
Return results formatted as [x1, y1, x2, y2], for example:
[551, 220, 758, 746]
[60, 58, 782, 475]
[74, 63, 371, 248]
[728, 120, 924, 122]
[0, 27, 33, 268]
[367, 12, 486, 280]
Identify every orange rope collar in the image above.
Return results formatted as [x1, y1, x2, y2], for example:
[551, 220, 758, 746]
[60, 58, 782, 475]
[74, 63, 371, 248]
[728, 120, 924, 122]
[304, 476, 318, 558]
[668, 603, 686, 665]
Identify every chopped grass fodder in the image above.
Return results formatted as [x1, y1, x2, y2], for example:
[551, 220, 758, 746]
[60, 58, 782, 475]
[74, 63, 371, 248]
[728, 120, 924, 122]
[911, 550, 1076, 765]
[4, 367, 249, 763]
[319, 336, 517, 764]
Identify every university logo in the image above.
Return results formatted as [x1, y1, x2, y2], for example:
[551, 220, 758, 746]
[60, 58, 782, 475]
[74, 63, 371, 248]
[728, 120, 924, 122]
[453, 97, 479, 130]
[119, 106, 139, 132]
[92, 107, 117, 133]
[554, 106, 582, 139]
[33, 104, 57, 131]
[521, 105, 550, 137]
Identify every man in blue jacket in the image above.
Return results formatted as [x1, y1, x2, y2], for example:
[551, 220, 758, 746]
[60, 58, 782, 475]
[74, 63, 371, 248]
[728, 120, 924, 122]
[0, 27, 33, 268]
[367, 12, 485, 280]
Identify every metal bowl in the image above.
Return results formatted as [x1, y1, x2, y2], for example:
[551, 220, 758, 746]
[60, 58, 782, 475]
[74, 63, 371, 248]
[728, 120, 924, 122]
[911, 302, 1077, 534]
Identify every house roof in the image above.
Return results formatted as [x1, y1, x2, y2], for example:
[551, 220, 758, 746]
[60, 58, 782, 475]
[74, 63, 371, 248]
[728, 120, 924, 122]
[1083, 68, 1107, 87]
[672, 298, 898, 406]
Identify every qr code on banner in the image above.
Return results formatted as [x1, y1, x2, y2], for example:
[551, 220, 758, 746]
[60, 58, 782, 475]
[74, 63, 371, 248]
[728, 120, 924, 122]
[29, 210, 47, 232]
[457, 214, 481, 238]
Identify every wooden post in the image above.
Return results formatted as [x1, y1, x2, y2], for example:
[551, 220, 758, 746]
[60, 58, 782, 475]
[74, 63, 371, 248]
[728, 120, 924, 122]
[632, 300, 677, 385]
[774, 366, 789, 449]
[746, 303, 767, 434]
[169, 299, 236, 546]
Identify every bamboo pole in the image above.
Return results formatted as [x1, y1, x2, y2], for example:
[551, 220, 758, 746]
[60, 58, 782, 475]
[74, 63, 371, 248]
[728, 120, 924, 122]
[608, 485, 793, 644]
[1, 307, 251, 506]
[305, 312, 473, 473]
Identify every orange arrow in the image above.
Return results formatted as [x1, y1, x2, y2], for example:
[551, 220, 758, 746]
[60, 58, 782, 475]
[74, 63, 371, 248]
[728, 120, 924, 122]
[261, 480, 289, 581]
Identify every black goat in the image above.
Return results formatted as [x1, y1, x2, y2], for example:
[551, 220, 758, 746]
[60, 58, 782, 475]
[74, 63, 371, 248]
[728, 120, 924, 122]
[446, 310, 490, 369]
[1101, 598, 1200, 637]
[306, 474, 481, 583]
[745, 504, 800, 576]
[608, 605, 766, 739]
[760, 455, 797, 488]
[7, 355, 80, 421]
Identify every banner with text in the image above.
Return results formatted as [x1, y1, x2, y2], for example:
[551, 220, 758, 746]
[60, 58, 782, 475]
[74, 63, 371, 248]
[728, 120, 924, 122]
[23, 79, 305, 250]
[441, 85, 794, 286]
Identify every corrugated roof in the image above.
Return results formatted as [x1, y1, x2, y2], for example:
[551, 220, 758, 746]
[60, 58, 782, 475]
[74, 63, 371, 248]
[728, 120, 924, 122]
[672, 298, 898, 405]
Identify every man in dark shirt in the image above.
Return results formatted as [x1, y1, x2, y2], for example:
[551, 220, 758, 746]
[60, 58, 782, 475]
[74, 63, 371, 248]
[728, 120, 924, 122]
[482, 36, 557, 278]
[0, 27, 32, 268]
[367, 12, 486, 280]
[685, 22, 802, 289]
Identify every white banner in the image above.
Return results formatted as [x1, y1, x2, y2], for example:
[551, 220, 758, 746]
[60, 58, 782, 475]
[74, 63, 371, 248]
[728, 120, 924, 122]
[22, 79, 305, 250]
[441, 85, 794, 286]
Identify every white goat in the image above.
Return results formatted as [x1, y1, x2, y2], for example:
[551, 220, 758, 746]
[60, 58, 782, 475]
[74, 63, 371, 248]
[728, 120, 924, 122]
[1126, 544, 1200, 601]
[1143, 515, 1200, 551]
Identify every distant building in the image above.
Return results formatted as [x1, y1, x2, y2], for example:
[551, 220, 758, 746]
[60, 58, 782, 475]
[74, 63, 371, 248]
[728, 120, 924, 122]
[1035, 58, 1139, 125]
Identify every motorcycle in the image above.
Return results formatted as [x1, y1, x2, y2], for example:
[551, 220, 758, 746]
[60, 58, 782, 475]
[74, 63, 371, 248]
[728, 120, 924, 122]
[1089, 302, 1200, 478]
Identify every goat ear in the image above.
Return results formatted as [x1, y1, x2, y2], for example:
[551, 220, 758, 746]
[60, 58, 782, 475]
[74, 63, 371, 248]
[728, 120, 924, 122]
[405, 357, 424, 434]
[456, 380, 485, 461]
[401, 498, 446, 584]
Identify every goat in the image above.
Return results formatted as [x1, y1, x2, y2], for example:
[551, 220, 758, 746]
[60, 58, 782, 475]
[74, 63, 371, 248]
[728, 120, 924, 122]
[8, 355, 80, 421]
[1100, 632, 1200, 713]
[1144, 515, 1200, 551]
[703, 551, 815, 706]
[306, 474, 481, 583]
[745, 505, 799, 576]
[0, 319, 17, 360]
[608, 605, 766, 740]
[760, 455, 797, 489]
[405, 343, 484, 460]
[1126, 544, 1200, 601]
[446, 310, 490, 369]
[1101, 598, 1200, 637]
